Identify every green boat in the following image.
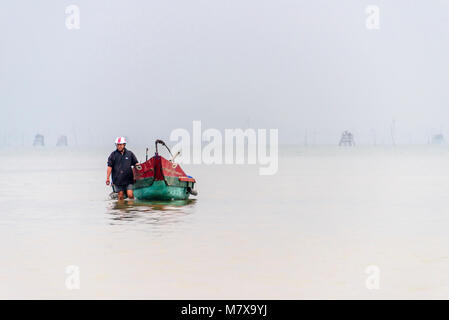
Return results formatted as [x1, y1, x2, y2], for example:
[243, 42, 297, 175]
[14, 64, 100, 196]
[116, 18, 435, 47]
[127, 140, 197, 201]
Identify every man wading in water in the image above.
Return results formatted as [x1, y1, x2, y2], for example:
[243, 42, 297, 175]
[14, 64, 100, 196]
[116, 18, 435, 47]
[106, 137, 139, 200]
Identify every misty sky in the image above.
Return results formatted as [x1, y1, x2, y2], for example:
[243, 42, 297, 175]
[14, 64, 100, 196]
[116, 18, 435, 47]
[1, 0, 449, 146]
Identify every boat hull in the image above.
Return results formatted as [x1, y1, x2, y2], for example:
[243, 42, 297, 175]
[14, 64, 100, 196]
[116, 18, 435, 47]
[132, 152, 197, 201]
[134, 180, 191, 201]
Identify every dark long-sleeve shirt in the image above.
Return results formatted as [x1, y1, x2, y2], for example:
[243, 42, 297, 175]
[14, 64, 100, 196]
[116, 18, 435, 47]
[107, 148, 138, 186]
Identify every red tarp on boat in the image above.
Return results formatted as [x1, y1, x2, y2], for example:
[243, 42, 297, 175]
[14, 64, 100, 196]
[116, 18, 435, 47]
[133, 155, 189, 181]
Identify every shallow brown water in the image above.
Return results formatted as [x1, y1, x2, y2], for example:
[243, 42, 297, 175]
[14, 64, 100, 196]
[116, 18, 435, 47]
[1, 146, 449, 298]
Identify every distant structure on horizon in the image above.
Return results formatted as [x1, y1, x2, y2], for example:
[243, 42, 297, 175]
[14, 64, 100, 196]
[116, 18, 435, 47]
[56, 135, 68, 146]
[339, 131, 355, 147]
[33, 134, 44, 146]
[431, 134, 445, 145]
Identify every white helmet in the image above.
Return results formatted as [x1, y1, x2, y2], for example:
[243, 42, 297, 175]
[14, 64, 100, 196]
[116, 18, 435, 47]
[115, 136, 127, 144]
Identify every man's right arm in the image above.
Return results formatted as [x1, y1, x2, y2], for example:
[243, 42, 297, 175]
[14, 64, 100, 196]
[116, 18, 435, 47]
[106, 153, 114, 185]
[106, 166, 112, 185]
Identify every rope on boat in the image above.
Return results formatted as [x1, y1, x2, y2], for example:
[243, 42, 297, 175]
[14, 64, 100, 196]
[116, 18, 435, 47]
[155, 139, 174, 158]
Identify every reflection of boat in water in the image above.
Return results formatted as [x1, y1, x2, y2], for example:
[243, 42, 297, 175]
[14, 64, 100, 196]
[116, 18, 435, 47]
[107, 199, 196, 225]
[133, 140, 198, 201]
[112, 199, 196, 211]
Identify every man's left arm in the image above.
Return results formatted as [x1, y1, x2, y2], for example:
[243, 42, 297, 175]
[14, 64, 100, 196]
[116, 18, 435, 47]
[130, 152, 139, 183]
[131, 152, 139, 166]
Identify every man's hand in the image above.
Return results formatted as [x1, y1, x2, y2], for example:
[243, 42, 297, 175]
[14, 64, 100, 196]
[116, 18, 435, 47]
[106, 166, 112, 186]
